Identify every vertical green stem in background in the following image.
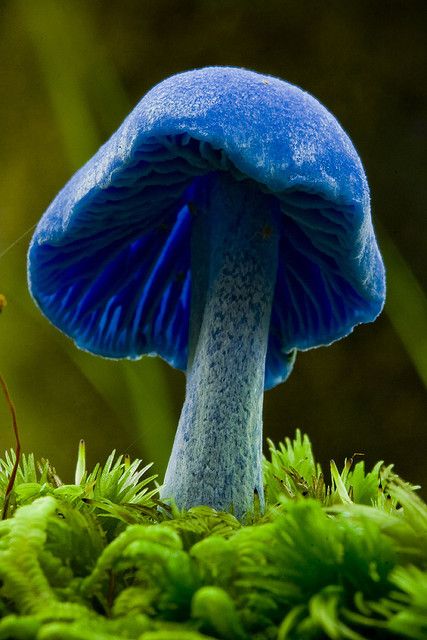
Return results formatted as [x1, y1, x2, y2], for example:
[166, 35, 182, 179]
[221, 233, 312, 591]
[380, 225, 427, 390]
[18, 0, 176, 470]
[19, 1, 100, 167]
[0, 374, 21, 519]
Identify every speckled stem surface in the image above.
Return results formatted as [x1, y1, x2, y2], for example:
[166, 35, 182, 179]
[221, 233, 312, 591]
[161, 173, 279, 517]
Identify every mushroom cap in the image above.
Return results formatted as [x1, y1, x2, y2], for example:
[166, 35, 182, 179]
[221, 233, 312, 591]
[28, 66, 385, 390]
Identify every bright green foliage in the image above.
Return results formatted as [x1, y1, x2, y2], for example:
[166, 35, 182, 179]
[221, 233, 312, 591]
[0, 432, 426, 639]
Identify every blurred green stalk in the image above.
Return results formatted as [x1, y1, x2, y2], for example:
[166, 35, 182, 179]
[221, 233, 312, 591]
[380, 226, 427, 390]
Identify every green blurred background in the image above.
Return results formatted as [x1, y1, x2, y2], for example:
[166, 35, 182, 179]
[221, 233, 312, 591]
[0, 0, 426, 493]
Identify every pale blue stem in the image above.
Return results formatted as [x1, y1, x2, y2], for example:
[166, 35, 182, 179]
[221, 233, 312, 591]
[161, 173, 279, 517]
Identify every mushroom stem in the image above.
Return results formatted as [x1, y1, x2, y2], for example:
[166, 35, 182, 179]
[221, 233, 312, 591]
[161, 172, 279, 517]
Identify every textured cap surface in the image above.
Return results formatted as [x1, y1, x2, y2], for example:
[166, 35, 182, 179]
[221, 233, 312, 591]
[28, 66, 385, 389]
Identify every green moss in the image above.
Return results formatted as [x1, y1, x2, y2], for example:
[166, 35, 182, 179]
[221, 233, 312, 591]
[0, 431, 426, 639]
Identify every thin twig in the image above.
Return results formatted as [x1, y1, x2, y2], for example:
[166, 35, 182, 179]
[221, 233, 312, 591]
[0, 374, 21, 519]
[0, 223, 37, 260]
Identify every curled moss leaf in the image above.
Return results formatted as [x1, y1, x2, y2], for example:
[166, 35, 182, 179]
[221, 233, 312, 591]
[192, 586, 248, 639]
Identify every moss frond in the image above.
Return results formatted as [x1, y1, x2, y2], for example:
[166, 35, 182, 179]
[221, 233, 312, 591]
[0, 432, 426, 639]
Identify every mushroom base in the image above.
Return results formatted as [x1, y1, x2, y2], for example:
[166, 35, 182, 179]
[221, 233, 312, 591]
[161, 172, 280, 517]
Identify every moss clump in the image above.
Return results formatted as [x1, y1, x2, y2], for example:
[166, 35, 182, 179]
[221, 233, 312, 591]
[0, 431, 426, 639]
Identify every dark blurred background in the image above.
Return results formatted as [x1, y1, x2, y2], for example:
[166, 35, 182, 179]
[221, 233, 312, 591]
[0, 0, 426, 493]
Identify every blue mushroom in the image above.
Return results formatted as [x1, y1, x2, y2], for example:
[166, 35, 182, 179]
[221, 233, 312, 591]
[28, 67, 385, 517]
